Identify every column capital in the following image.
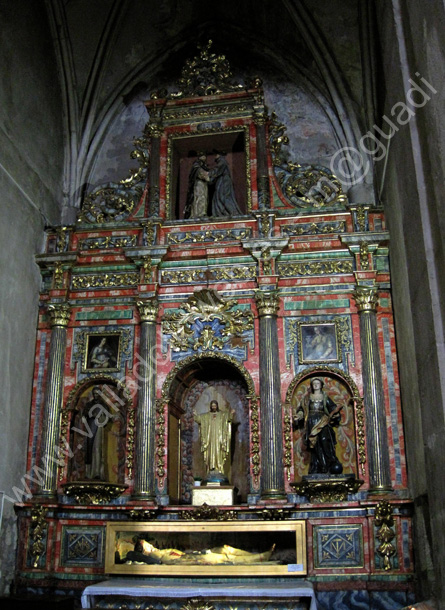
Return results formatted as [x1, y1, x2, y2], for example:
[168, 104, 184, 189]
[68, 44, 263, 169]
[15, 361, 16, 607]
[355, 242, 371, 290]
[353, 286, 379, 312]
[137, 298, 159, 323]
[47, 302, 71, 327]
[146, 122, 163, 138]
[253, 108, 267, 126]
[255, 290, 280, 316]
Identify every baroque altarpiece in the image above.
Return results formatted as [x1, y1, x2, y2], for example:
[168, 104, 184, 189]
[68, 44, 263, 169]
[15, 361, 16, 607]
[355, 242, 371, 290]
[15, 44, 414, 608]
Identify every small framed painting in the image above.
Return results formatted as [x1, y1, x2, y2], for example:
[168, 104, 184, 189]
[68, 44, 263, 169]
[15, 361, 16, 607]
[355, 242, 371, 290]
[83, 331, 121, 373]
[298, 321, 341, 364]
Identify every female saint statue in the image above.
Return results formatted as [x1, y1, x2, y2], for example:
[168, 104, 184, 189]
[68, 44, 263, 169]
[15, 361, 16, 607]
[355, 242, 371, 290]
[294, 378, 343, 475]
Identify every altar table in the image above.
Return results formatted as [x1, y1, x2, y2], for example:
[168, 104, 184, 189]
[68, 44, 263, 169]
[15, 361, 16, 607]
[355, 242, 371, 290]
[81, 579, 318, 610]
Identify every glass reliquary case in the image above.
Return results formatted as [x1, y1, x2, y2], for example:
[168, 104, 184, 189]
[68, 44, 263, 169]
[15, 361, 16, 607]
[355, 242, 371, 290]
[105, 520, 307, 576]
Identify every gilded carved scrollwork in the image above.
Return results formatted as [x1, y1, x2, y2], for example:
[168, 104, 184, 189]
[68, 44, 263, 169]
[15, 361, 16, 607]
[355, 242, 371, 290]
[277, 259, 353, 277]
[52, 262, 64, 289]
[282, 221, 346, 236]
[283, 411, 292, 481]
[259, 508, 293, 520]
[55, 226, 71, 252]
[79, 129, 150, 224]
[167, 228, 251, 245]
[78, 235, 137, 250]
[359, 242, 370, 270]
[141, 221, 158, 246]
[179, 505, 237, 521]
[62, 482, 127, 505]
[128, 509, 158, 521]
[160, 40, 244, 99]
[161, 266, 256, 285]
[248, 394, 261, 483]
[155, 398, 167, 480]
[126, 407, 136, 480]
[162, 289, 253, 353]
[292, 477, 363, 503]
[29, 506, 47, 568]
[72, 272, 139, 289]
[375, 501, 396, 570]
[269, 112, 348, 210]
[181, 600, 215, 610]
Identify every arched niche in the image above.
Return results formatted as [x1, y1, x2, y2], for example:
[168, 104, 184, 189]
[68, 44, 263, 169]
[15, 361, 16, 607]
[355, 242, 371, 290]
[64, 376, 132, 485]
[285, 367, 364, 482]
[161, 353, 255, 504]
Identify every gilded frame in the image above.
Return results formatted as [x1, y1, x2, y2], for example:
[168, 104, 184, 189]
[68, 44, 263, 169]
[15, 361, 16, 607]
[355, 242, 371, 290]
[105, 520, 306, 576]
[297, 320, 341, 364]
[166, 126, 251, 220]
[83, 330, 122, 373]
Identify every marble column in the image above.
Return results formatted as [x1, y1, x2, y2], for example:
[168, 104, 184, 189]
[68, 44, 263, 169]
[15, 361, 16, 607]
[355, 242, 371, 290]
[133, 298, 159, 501]
[38, 302, 71, 498]
[354, 287, 392, 492]
[255, 290, 286, 499]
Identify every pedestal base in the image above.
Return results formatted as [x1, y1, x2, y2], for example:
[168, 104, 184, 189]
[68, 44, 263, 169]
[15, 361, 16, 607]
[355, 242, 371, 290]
[192, 485, 236, 506]
[291, 474, 363, 503]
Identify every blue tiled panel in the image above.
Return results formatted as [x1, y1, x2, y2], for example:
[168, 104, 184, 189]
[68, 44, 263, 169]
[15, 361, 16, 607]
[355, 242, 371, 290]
[314, 525, 363, 568]
[61, 526, 105, 567]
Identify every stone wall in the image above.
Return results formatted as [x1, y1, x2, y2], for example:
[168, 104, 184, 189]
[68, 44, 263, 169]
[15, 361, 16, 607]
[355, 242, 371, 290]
[0, 1, 63, 594]
[376, 0, 445, 606]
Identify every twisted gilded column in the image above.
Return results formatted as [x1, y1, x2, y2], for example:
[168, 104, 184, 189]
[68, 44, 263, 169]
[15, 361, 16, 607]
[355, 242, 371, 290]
[133, 298, 159, 501]
[255, 290, 285, 499]
[38, 302, 71, 498]
[354, 287, 392, 492]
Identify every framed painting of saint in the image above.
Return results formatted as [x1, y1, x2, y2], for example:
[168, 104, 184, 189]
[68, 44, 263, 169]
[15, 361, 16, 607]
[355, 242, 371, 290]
[297, 321, 341, 364]
[83, 331, 122, 373]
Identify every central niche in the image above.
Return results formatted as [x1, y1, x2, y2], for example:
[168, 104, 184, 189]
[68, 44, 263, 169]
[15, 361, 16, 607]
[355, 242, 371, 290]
[169, 130, 248, 220]
[167, 357, 250, 504]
